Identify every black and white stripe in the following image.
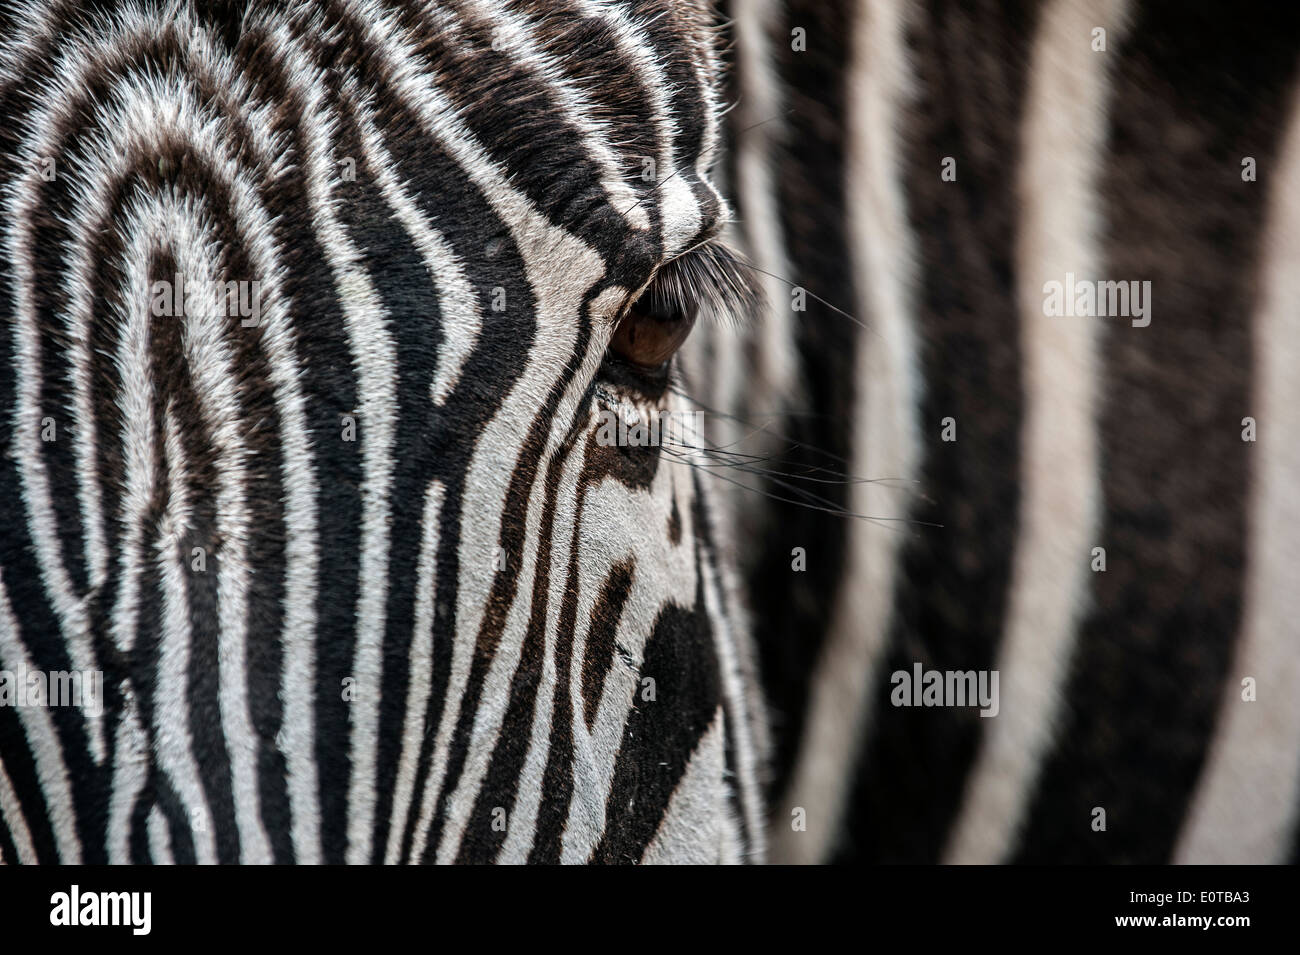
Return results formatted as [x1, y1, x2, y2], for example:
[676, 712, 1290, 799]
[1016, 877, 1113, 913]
[723, 0, 1300, 864]
[0, 0, 765, 864]
[8, 0, 1297, 869]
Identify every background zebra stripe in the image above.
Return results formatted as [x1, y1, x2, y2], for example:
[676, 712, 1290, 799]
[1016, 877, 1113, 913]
[1174, 81, 1300, 864]
[720, 0, 1300, 864]
[944, 0, 1119, 864]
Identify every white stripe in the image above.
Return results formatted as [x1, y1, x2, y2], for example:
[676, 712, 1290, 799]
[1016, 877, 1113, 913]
[146, 804, 174, 865]
[944, 0, 1125, 864]
[408, 467, 542, 863]
[244, 18, 400, 865]
[641, 712, 727, 864]
[554, 470, 705, 862]
[494, 609, 558, 865]
[172, 220, 271, 864]
[767, 0, 919, 865]
[145, 309, 215, 867]
[303, 6, 603, 860]
[485, 560, 562, 865]
[490, 482, 574, 865]
[553, 479, 666, 864]
[115, 181, 269, 864]
[36, 9, 316, 862]
[680, 0, 726, 179]
[731, 0, 798, 416]
[282, 60, 399, 869]
[433, 389, 593, 865]
[0, 564, 82, 862]
[461, 0, 650, 230]
[335, 0, 611, 859]
[32, 13, 320, 815]
[0, 738, 39, 865]
[1173, 86, 1300, 865]
[343, 80, 483, 409]
[106, 685, 148, 864]
[581, 0, 703, 255]
[696, 476, 767, 860]
[3, 59, 104, 759]
[239, 11, 336, 866]
[103, 206, 157, 666]
[0, 0, 67, 83]
[89, 31, 312, 862]
[383, 480, 444, 865]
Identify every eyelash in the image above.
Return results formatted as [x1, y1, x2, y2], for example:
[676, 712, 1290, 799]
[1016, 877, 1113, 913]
[636, 239, 764, 326]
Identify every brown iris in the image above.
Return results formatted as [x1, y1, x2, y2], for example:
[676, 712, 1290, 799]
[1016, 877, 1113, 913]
[609, 288, 697, 369]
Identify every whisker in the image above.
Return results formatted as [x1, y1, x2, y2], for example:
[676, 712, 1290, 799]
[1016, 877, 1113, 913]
[658, 445, 938, 532]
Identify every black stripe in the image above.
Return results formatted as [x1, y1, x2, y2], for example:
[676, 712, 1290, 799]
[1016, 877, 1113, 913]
[129, 773, 197, 865]
[4, 17, 306, 864]
[509, 0, 668, 241]
[433, 287, 623, 863]
[229, 19, 368, 864]
[0, 702, 58, 864]
[128, 787, 153, 865]
[389, 0, 648, 266]
[140, 243, 239, 867]
[0, 143, 66, 863]
[834, 0, 1040, 863]
[455, 442, 576, 864]
[0, 1, 116, 618]
[636, 0, 722, 231]
[580, 561, 636, 733]
[0, 0, 735, 867]
[329, 97, 446, 864]
[297, 24, 557, 859]
[743, 0, 860, 811]
[526, 425, 651, 864]
[1016, 2, 1300, 863]
[0, 791, 20, 864]
[591, 592, 721, 863]
[637, 0, 708, 172]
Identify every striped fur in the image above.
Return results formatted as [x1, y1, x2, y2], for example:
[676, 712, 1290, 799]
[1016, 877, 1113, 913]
[0, 0, 766, 864]
[6, 0, 1300, 868]
[723, 0, 1300, 863]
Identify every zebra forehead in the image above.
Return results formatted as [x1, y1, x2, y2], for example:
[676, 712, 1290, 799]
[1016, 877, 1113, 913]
[0, 0, 729, 267]
[356, 0, 731, 249]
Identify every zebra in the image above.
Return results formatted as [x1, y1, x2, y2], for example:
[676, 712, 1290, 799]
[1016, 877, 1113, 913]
[0, 0, 768, 864]
[4, 0, 1299, 869]
[698, 0, 1300, 864]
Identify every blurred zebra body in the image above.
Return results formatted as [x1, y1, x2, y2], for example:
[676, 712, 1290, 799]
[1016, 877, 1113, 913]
[703, 0, 1300, 864]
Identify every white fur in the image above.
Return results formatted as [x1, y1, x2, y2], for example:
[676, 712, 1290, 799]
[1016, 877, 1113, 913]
[0, 575, 80, 862]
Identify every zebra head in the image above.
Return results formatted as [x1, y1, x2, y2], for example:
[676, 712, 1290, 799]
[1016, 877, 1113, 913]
[0, 0, 766, 864]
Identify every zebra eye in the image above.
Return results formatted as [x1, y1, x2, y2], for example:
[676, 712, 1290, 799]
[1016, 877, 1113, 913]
[609, 289, 697, 369]
[607, 240, 761, 371]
